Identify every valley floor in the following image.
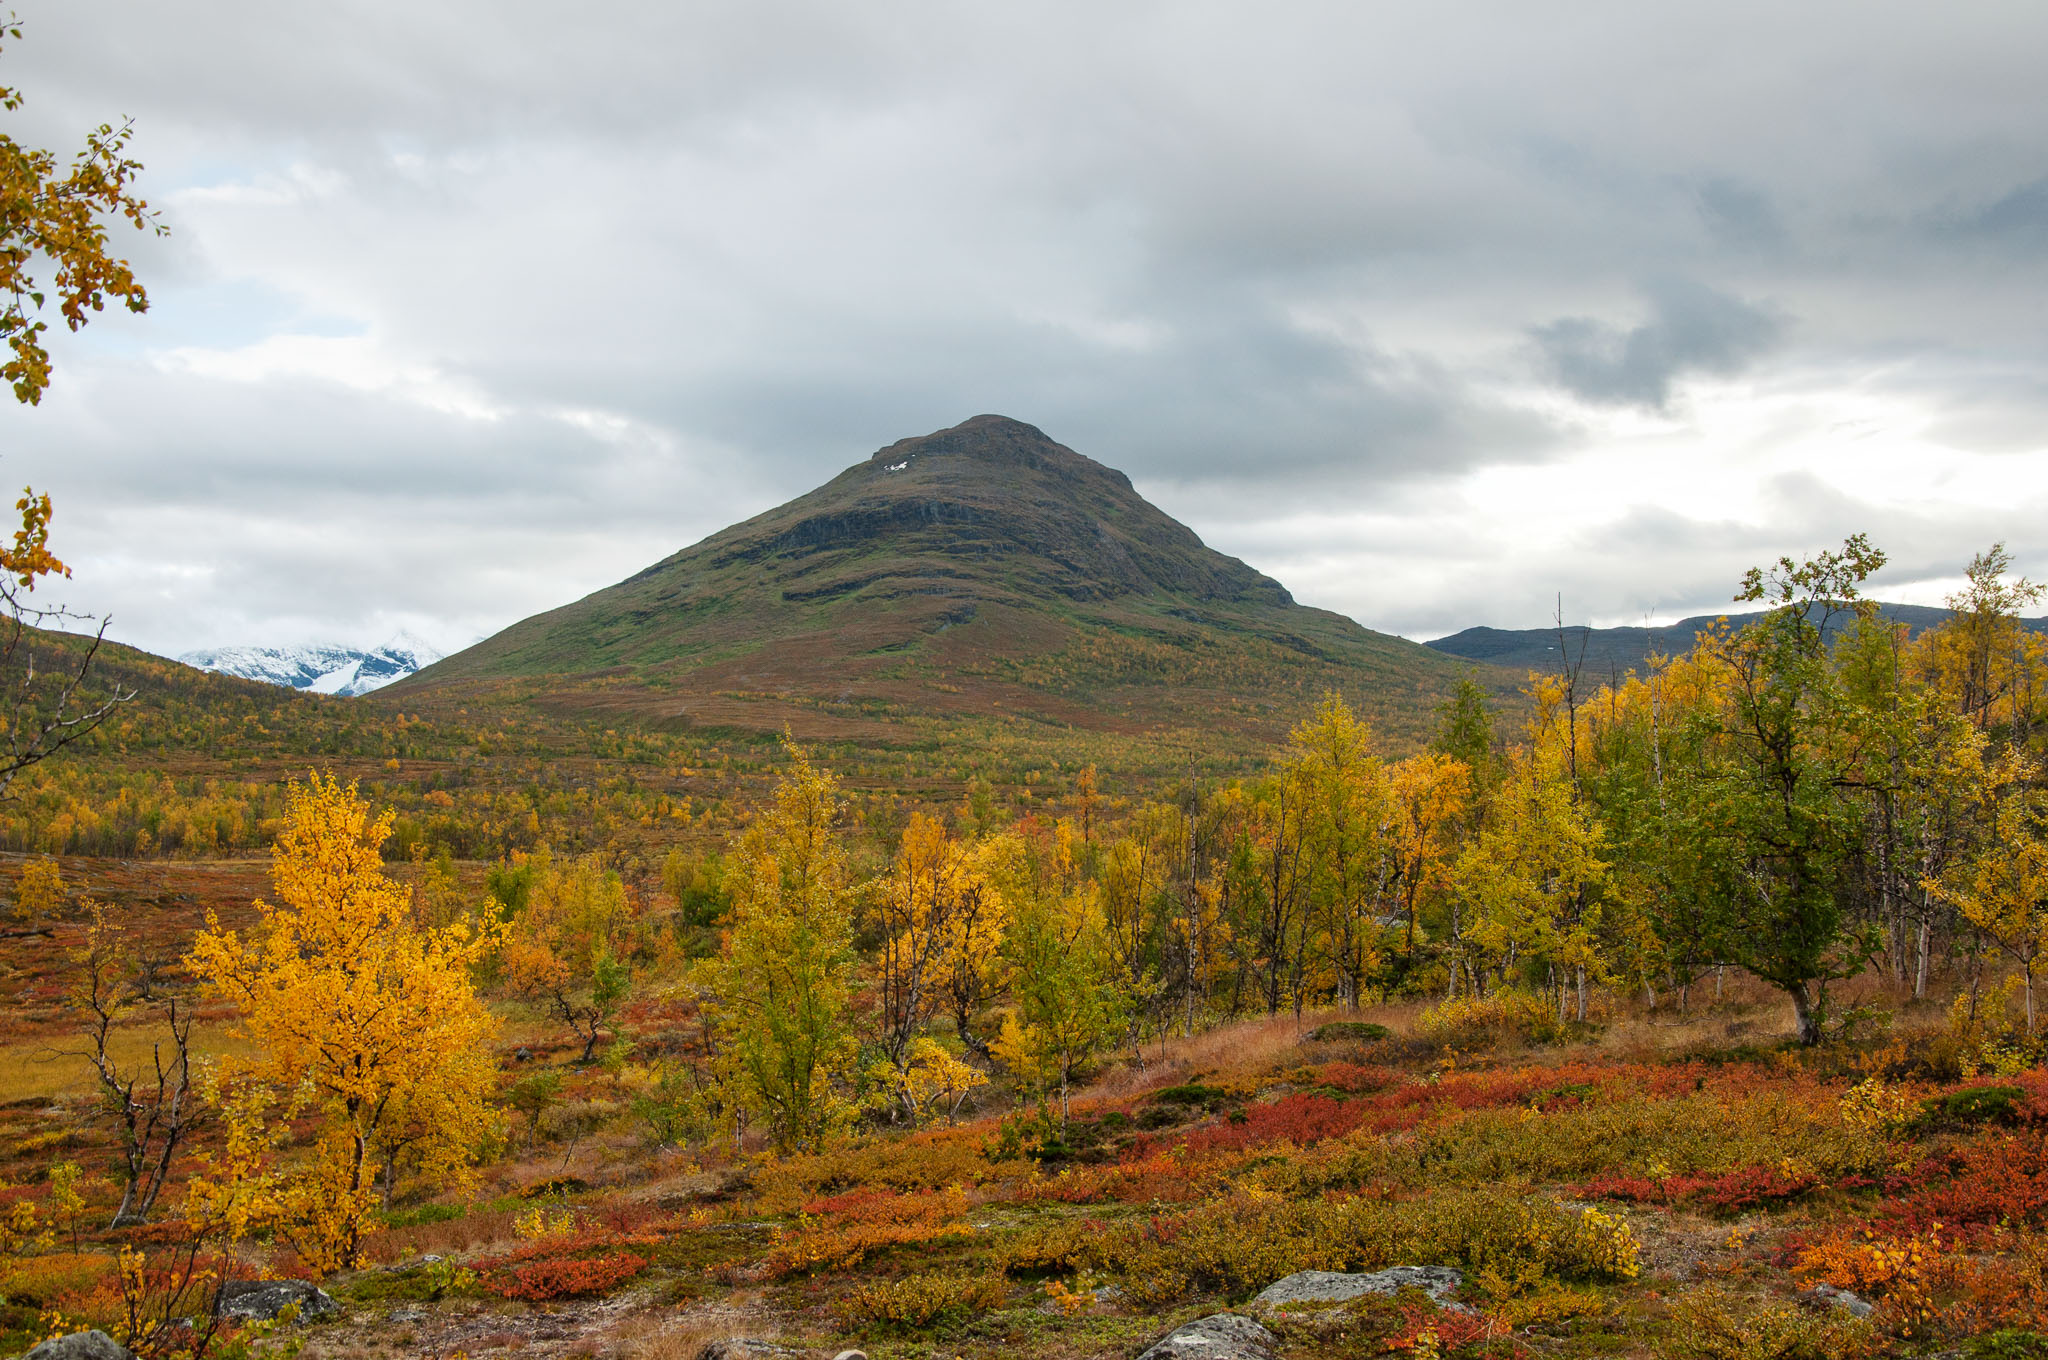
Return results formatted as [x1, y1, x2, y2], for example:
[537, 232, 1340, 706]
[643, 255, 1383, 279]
[8, 977, 2043, 1360]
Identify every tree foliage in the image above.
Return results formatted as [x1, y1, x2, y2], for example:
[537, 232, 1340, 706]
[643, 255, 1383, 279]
[0, 17, 162, 405]
[186, 774, 500, 1272]
[701, 741, 860, 1153]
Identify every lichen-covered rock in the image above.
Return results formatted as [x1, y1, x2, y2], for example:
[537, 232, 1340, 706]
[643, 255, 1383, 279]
[1249, 1267, 1466, 1313]
[24, 1331, 133, 1360]
[1801, 1284, 1874, 1319]
[216, 1280, 339, 1323]
[1135, 1314, 1276, 1360]
[692, 1342, 804, 1360]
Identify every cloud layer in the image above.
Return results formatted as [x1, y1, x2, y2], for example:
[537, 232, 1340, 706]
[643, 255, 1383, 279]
[5, 0, 2046, 654]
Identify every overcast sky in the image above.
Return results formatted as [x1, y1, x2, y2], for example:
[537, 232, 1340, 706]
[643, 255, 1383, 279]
[6, 1, 2046, 657]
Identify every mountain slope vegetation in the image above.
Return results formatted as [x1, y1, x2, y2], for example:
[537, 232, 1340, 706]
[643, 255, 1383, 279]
[402, 416, 1502, 752]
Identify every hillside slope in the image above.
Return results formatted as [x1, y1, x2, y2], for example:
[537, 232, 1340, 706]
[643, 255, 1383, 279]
[403, 416, 1500, 751]
[1428, 601, 2048, 676]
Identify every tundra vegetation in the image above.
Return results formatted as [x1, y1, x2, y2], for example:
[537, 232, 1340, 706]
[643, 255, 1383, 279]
[2, 540, 2048, 1360]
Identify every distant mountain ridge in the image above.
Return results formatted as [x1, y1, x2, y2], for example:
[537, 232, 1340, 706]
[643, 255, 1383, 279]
[180, 634, 443, 697]
[1426, 602, 2048, 676]
[398, 414, 1498, 751]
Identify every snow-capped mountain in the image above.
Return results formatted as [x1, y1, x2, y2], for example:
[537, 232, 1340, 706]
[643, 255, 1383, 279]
[179, 633, 442, 697]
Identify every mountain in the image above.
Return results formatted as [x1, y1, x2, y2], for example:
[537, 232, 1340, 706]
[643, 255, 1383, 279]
[400, 415, 1503, 752]
[181, 634, 443, 697]
[1427, 602, 2048, 676]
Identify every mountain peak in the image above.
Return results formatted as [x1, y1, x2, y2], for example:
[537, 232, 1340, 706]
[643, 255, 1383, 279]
[180, 640, 433, 696]
[863, 414, 1131, 488]
[401, 417, 1478, 749]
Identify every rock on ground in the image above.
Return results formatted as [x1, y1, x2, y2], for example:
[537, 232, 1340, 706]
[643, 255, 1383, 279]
[693, 1342, 806, 1360]
[1249, 1267, 1465, 1314]
[1135, 1315, 1277, 1360]
[1801, 1284, 1874, 1319]
[217, 1280, 340, 1323]
[24, 1332, 133, 1360]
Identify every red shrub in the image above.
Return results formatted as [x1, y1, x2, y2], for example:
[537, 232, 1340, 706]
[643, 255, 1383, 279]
[1577, 1172, 1669, 1205]
[1032, 1153, 1216, 1205]
[799, 1187, 964, 1226]
[1386, 1302, 1514, 1355]
[1180, 1093, 1367, 1153]
[805, 1187, 897, 1217]
[1690, 1164, 1821, 1214]
[487, 1251, 648, 1300]
[1878, 1130, 2048, 1236]
[1579, 1163, 1818, 1213]
[1317, 1062, 1403, 1094]
[476, 1227, 662, 1270]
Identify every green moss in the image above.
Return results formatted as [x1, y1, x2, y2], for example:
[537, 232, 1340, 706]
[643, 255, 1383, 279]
[1306, 1022, 1392, 1043]
[1920, 1084, 2026, 1129]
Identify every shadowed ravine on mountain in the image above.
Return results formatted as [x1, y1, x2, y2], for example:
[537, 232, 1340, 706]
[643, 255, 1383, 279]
[397, 416, 1502, 752]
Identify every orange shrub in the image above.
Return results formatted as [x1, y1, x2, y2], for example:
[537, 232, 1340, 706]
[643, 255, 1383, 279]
[475, 1226, 663, 1270]
[761, 1189, 977, 1278]
[1795, 1230, 1941, 1331]
[488, 1251, 648, 1300]
[1316, 1062, 1404, 1094]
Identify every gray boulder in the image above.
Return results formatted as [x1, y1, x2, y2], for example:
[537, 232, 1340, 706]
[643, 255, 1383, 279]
[24, 1333, 133, 1360]
[1136, 1315, 1276, 1360]
[216, 1280, 339, 1323]
[693, 1343, 804, 1360]
[1249, 1267, 1466, 1314]
[1801, 1284, 1874, 1319]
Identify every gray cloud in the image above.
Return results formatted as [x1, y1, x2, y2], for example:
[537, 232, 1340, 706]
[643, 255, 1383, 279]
[1, 1, 2045, 654]
[1945, 177, 2048, 250]
[1530, 279, 1784, 409]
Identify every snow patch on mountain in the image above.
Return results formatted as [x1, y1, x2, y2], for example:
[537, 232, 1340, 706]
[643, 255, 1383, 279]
[179, 633, 442, 697]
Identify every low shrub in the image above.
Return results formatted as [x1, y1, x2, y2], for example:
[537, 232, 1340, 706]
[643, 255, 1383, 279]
[1794, 1228, 1941, 1326]
[487, 1251, 647, 1301]
[755, 1129, 1020, 1210]
[998, 1188, 1638, 1304]
[1877, 1129, 2048, 1236]
[1578, 1162, 1821, 1214]
[1151, 1084, 1231, 1109]
[762, 1188, 977, 1277]
[1417, 992, 1569, 1048]
[831, 1271, 1007, 1328]
[0, 1253, 115, 1307]
[477, 1225, 663, 1270]
[1920, 1085, 2027, 1130]
[1693, 1163, 1825, 1214]
[1178, 1093, 1366, 1154]
[1665, 1287, 1881, 1360]
[1316, 1062, 1403, 1094]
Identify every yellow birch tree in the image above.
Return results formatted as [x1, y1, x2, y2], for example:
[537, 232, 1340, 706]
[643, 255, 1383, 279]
[701, 741, 859, 1153]
[1931, 747, 2048, 1034]
[186, 774, 500, 1273]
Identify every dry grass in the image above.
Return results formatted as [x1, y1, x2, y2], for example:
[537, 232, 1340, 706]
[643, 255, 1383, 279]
[602, 1313, 745, 1360]
[1075, 1004, 1406, 1104]
[0, 1020, 262, 1103]
[1073, 973, 1953, 1112]
[618, 1156, 732, 1207]
[367, 1205, 528, 1265]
